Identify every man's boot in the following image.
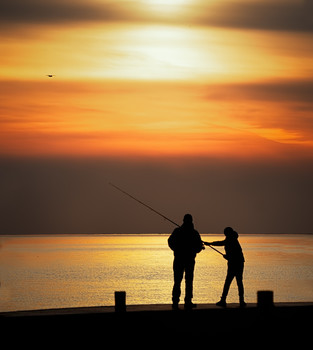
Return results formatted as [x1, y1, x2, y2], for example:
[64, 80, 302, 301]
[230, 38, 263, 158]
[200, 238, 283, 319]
[239, 296, 246, 308]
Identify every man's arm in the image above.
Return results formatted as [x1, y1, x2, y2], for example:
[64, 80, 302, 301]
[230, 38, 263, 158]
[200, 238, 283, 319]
[195, 231, 205, 253]
[168, 228, 179, 251]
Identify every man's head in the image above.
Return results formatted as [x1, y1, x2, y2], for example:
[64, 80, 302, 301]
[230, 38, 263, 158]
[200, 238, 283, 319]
[183, 214, 193, 224]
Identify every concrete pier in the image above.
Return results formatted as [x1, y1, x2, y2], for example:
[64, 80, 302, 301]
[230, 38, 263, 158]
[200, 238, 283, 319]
[1, 303, 312, 347]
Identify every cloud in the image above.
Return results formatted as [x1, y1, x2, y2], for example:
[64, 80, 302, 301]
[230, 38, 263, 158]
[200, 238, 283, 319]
[202, 79, 313, 148]
[0, 0, 138, 27]
[205, 79, 313, 103]
[0, 0, 161, 28]
[1, 79, 312, 157]
[1, 0, 312, 32]
[0, 0, 98, 23]
[194, 0, 313, 32]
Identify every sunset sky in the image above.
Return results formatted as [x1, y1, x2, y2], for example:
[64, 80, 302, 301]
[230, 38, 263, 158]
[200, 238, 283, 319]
[1, 0, 312, 234]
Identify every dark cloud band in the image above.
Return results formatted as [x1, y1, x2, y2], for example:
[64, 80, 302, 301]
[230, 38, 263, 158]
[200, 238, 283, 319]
[0, 0, 312, 32]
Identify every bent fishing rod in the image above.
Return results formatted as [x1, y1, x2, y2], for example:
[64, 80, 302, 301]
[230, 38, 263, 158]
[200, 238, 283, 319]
[109, 182, 223, 256]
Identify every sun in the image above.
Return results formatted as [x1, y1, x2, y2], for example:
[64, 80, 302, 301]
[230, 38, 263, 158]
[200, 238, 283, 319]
[146, 0, 189, 4]
[145, 0, 191, 11]
[145, 0, 191, 17]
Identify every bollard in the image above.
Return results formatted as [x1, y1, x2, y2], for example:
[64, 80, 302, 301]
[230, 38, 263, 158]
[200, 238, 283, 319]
[257, 290, 274, 308]
[115, 291, 126, 312]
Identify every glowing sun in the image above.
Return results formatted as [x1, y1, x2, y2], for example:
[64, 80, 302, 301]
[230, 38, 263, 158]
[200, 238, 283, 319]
[147, 0, 189, 4]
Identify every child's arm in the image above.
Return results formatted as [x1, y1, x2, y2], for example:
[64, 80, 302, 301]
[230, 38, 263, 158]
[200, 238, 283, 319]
[203, 240, 225, 246]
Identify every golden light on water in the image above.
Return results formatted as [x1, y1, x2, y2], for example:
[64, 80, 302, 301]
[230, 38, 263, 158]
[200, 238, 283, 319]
[1, 234, 312, 311]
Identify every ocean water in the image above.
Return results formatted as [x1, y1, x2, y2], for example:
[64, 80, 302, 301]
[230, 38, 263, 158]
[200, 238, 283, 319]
[0, 234, 312, 312]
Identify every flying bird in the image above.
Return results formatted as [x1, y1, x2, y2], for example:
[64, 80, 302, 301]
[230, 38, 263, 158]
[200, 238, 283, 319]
[46, 75, 55, 78]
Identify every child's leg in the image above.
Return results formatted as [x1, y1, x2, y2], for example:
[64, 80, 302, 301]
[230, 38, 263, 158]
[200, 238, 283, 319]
[235, 263, 245, 305]
[221, 267, 235, 301]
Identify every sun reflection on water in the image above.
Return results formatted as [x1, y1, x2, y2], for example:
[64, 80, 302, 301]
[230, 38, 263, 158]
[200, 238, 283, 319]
[0, 234, 312, 311]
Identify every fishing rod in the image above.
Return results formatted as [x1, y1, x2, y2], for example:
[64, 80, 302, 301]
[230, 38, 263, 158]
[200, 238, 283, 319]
[109, 182, 223, 256]
[204, 244, 224, 256]
[109, 182, 179, 227]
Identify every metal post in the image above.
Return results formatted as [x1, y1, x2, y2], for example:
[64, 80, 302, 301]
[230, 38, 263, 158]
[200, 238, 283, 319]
[257, 290, 274, 308]
[115, 291, 126, 312]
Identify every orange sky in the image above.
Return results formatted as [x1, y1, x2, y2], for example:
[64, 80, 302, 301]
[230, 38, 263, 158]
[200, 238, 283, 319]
[1, 1, 313, 159]
[0, 0, 312, 233]
[0, 78, 312, 159]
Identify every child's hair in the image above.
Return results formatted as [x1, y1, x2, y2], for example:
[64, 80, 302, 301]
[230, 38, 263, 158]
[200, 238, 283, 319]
[224, 227, 234, 236]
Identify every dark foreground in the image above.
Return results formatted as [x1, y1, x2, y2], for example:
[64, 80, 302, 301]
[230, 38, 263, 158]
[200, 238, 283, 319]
[1, 303, 312, 347]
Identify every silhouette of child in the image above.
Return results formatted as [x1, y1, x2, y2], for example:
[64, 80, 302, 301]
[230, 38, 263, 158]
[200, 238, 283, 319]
[203, 227, 246, 307]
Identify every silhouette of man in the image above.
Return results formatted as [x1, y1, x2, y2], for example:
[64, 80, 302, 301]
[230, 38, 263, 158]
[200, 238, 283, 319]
[168, 214, 204, 309]
[203, 227, 246, 307]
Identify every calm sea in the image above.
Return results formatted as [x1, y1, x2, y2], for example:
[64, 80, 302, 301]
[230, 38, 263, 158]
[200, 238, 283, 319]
[0, 234, 312, 312]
